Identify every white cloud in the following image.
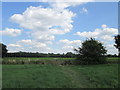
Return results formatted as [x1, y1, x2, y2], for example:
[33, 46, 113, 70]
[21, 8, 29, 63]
[62, 46, 74, 51]
[7, 0, 95, 53]
[101, 35, 113, 41]
[7, 39, 52, 53]
[18, 39, 33, 45]
[106, 44, 118, 55]
[59, 39, 81, 46]
[18, 39, 47, 47]
[80, 7, 88, 14]
[0, 28, 21, 37]
[48, 0, 94, 10]
[101, 24, 107, 28]
[8, 44, 21, 47]
[10, 6, 75, 42]
[10, 0, 94, 43]
[75, 24, 118, 41]
[75, 24, 118, 54]
[5, 1, 118, 55]
[59, 39, 81, 53]
[75, 31, 98, 38]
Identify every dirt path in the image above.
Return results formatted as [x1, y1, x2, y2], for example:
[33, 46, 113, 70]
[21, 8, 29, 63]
[62, 66, 86, 88]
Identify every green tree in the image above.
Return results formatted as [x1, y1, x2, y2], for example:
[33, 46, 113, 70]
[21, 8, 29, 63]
[0, 43, 8, 57]
[74, 38, 107, 65]
[66, 52, 74, 58]
[114, 35, 120, 56]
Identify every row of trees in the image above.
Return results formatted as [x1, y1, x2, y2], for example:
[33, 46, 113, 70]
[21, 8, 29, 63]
[6, 52, 75, 58]
[0, 35, 120, 64]
[0, 50, 118, 58]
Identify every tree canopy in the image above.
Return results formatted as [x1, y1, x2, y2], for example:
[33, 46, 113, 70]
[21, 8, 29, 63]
[74, 38, 107, 65]
[0, 43, 8, 57]
[114, 35, 120, 56]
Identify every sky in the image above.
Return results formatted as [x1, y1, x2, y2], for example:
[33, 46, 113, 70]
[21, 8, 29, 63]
[0, 1, 119, 54]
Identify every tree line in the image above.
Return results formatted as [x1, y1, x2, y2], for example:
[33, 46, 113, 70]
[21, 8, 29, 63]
[6, 52, 76, 58]
[0, 35, 120, 58]
[0, 35, 120, 65]
[0, 50, 118, 58]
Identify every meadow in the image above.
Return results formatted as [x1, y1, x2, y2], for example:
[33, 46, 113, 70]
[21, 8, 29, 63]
[2, 57, 119, 88]
[2, 57, 74, 61]
[3, 57, 119, 61]
[2, 57, 119, 65]
[2, 64, 118, 88]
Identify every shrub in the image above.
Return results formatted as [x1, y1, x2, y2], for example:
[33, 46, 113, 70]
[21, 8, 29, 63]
[74, 38, 107, 65]
[0, 43, 8, 57]
[114, 35, 120, 56]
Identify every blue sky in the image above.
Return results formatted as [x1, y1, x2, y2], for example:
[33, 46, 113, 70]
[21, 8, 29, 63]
[1, 2, 118, 54]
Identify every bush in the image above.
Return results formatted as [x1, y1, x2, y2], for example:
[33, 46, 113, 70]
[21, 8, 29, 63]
[114, 35, 120, 56]
[0, 43, 8, 57]
[74, 38, 107, 65]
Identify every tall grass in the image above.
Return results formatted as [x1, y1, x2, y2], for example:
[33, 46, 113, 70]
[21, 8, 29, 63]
[3, 64, 118, 88]
[2, 57, 119, 65]
[3, 57, 74, 61]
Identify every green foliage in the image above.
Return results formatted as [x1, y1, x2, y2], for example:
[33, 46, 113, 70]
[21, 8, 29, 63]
[114, 35, 120, 56]
[65, 52, 75, 58]
[74, 38, 107, 64]
[0, 43, 8, 57]
[7, 52, 76, 57]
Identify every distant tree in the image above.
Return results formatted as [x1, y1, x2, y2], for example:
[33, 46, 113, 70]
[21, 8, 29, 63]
[113, 54, 117, 57]
[107, 54, 112, 57]
[74, 38, 107, 65]
[0, 43, 8, 57]
[114, 35, 120, 56]
[66, 52, 74, 58]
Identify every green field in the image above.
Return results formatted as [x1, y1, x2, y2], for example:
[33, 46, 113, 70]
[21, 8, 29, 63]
[2, 64, 118, 88]
[107, 57, 119, 61]
[2, 57, 119, 61]
[2, 57, 74, 61]
[2, 57, 119, 65]
[2, 57, 119, 88]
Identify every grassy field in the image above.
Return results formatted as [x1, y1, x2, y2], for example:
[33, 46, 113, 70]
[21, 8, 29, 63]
[107, 57, 119, 61]
[2, 57, 74, 61]
[2, 64, 118, 88]
[2, 57, 119, 61]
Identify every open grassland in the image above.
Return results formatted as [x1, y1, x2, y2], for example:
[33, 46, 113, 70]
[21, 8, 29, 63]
[2, 57, 119, 65]
[2, 57, 119, 61]
[2, 64, 118, 88]
[107, 57, 119, 61]
[3, 57, 74, 61]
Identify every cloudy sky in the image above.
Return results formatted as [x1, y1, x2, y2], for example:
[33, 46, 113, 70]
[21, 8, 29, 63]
[0, 1, 118, 54]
